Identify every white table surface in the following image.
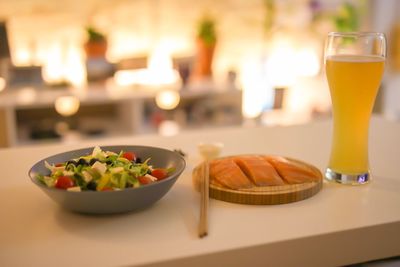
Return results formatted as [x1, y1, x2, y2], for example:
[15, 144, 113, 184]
[1, 116, 399, 267]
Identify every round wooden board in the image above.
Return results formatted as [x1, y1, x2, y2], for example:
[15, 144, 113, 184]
[209, 179, 322, 205]
[195, 156, 323, 205]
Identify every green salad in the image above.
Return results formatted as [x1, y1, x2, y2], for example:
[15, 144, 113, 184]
[36, 146, 173, 192]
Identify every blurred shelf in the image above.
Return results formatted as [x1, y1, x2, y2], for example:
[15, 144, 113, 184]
[0, 80, 242, 147]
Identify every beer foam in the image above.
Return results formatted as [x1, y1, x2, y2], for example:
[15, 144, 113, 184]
[326, 55, 385, 62]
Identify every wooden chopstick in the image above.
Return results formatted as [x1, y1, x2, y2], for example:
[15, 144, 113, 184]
[199, 160, 209, 238]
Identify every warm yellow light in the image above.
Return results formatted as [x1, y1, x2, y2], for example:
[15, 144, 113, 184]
[0, 77, 6, 92]
[240, 59, 271, 118]
[114, 70, 133, 87]
[113, 47, 180, 87]
[14, 45, 32, 66]
[107, 31, 150, 62]
[146, 47, 180, 86]
[155, 90, 180, 110]
[42, 43, 65, 84]
[158, 120, 180, 136]
[114, 69, 147, 87]
[148, 47, 172, 71]
[295, 48, 320, 77]
[16, 87, 37, 104]
[41, 43, 86, 87]
[54, 96, 80, 117]
[266, 39, 297, 87]
[64, 45, 87, 88]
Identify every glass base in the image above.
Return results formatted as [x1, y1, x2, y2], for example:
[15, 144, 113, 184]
[325, 168, 370, 185]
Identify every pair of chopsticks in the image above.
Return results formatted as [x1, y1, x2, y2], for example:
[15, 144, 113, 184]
[197, 142, 223, 238]
[198, 160, 209, 238]
[198, 143, 224, 238]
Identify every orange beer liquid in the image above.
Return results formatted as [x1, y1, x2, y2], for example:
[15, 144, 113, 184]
[326, 55, 385, 174]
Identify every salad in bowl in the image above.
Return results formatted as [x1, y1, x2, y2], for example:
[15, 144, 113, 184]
[29, 145, 186, 214]
[37, 146, 174, 192]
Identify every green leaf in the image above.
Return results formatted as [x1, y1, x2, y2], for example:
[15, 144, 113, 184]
[36, 174, 45, 185]
[198, 16, 217, 46]
[166, 167, 176, 175]
[120, 173, 129, 189]
[86, 26, 106, 42]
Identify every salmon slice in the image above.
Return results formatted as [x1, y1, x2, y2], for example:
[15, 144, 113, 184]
[210, 158, 254, 189]
[263, 156, 321, 184]
[234, 156, 285, 186]
[210, 178, 225, 188]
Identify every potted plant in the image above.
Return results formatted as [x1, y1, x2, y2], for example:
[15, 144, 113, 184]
[191, 15, 217, 80]
[84, 26, 107, 58]
[84, 26, 114, 81]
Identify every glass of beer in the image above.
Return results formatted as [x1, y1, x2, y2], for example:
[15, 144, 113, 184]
[324, 32, 386, 185]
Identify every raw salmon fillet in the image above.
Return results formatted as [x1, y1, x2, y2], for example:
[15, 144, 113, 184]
[234, 156, 285, 186]
[263, 156, 320, 184]
[192, 154, 321, 192]
[210, 158, 254, 189]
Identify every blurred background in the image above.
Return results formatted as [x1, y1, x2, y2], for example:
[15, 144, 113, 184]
[0, 0, 398, 147]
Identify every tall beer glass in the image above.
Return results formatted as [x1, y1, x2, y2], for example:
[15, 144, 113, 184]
[324, 32, 386, 185]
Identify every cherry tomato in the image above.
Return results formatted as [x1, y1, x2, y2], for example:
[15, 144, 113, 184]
[101, 187, 114, 191]
[151, 169, 168, 180]
[55, 176, 75, 190]
[122, 152, 136, 161]
[138, 176, 153, 185]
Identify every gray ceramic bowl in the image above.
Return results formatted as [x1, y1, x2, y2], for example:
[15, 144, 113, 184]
[29, 145, 186, 214]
